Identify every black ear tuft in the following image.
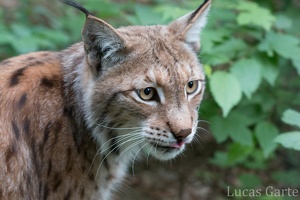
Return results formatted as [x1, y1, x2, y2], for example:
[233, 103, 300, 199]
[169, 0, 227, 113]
[167, 0, 211, 53]
[61, 0, 93, 16]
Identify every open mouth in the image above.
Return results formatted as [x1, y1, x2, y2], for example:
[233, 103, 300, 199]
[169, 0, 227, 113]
[149, 141, 185, 150]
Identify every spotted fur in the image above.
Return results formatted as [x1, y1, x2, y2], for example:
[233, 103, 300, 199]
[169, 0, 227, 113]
[0, 0, 211, 199]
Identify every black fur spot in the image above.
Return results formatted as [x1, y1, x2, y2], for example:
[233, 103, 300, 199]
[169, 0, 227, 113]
[43, 184, 49, 200]
[23, 118, 30, 136]
[0, 60, 11, 65]
[81, 165, 86, 173]
[63, 190, 71, 200]
[6, 142, 17, 164]
[88, 172, 95, 181]
[47, 159, 52, 177]
[10, 67, 26, 86]
[41, 77, 54, 88]
[27, 61, 43, 67]
[53, 121, 62, 134]
[66, 147, 73, 172]
[63, 107, 72, 115]
[26, 57, 35, 61]
[12, 121, 20, 139]
[95, 185, 99, 190]
[103, 156, 109, 170]
[31, 137, 42, 179]
[43, 123, 51, 146]
[109, 134, 120, 155]
[98, 92, 120, 126]
[53, 173, 62, 191]
[39, 181, 43, 198]
[18, 93, 27, 109]
[80, 188, 85, 198]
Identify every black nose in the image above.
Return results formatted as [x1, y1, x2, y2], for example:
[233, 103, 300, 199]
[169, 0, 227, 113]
[175, 128, 192, 140]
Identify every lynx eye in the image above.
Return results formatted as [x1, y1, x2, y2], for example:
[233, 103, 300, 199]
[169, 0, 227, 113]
[139, 87, 156, 101]
[186, 80, 199, 95]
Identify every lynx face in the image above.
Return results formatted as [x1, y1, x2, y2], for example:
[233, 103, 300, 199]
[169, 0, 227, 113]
[76, 2, 211, 161]
[92, 28, 205, 161]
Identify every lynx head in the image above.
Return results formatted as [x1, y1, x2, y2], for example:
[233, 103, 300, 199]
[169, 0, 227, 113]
[65, 0, 211, 161]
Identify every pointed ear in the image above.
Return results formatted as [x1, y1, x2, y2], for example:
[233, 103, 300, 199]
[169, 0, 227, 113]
[82, 15, 127, 75]
[168, 0, 211, 53]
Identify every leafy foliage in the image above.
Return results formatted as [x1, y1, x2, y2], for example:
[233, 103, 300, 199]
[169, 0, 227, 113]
[210, 71, 242, 117]
[274, 109, 300, 151]
[236, 1, 275, 31]
[198, 0, 300, 157]
[254, 122, 278, 158]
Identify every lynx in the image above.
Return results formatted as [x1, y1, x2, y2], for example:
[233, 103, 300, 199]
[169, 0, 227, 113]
[0, 0, 211, 199]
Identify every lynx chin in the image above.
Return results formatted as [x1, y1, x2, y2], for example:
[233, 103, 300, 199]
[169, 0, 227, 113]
[0, 0, 211, 199]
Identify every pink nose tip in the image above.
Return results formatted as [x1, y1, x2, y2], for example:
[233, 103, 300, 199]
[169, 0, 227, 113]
[175, 128, 192, 140]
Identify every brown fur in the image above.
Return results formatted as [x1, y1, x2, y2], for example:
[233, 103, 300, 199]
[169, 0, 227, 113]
[0, 1, 211, 199]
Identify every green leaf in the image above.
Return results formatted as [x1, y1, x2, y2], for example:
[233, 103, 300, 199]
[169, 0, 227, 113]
[213, 39, 248, 60]
[0, 33, 14, 45]
[210, 113, 253, 146]
[274, 15, 293, 30]
[155, 6, 188, 23]
[230, 59, 262, 98]
[11, 24, 31, 37]
[210, 116, 230, 143]
[235, 104, 267, 126]
[209, 151, 229, 168]
[243, 149, 268, 170]
[134, 4, 162, 25]
[210, 143, 253, 168]
[11, 37, 39, 54]
[202, 53, 230, 66]
[229, 124, 253, 146]
[204, 64, 212, 79]
[239, 173, 262, 189]
[282, 109, 300, 128]
[236, 1, 275, 31]
[38, 30, 70, 45]
[292, 58, 300, 75]
[258, 31, 300, 59]
[210, 71, 242, 117]
[254, 122, 279, 158]
[202, 38, 247, 65]
[83, 0, 126, 19]
[227, 143, 253, 164]
[272, 170, 300, 187]
[201, 29, 231, 53]
[274, 132, 300, 151]
[257, 57, 279, 86]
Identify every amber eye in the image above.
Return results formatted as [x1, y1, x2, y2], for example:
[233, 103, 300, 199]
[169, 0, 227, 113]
[186, 81, 199, 94]
[139, 87, 155, 101]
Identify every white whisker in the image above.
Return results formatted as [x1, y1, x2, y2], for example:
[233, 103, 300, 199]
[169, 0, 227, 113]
[89, 131, 142, 172]
[146, 144, 153, 166]
[197, 119, 211, 124]
[97, 124, 144, 130]
[89, 119, 144, 130]
[95, 135, 143, 177]
[113, 140, 145, 167]
[99, 130, 142, 154]
[131, 143, 148, 176]
[196, 126, 210, 134]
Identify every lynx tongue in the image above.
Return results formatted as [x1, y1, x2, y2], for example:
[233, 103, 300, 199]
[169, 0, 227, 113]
[170, 141, 185, 148]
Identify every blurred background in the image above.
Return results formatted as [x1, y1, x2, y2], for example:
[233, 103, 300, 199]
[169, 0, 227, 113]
[0, 0, 299, 199]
